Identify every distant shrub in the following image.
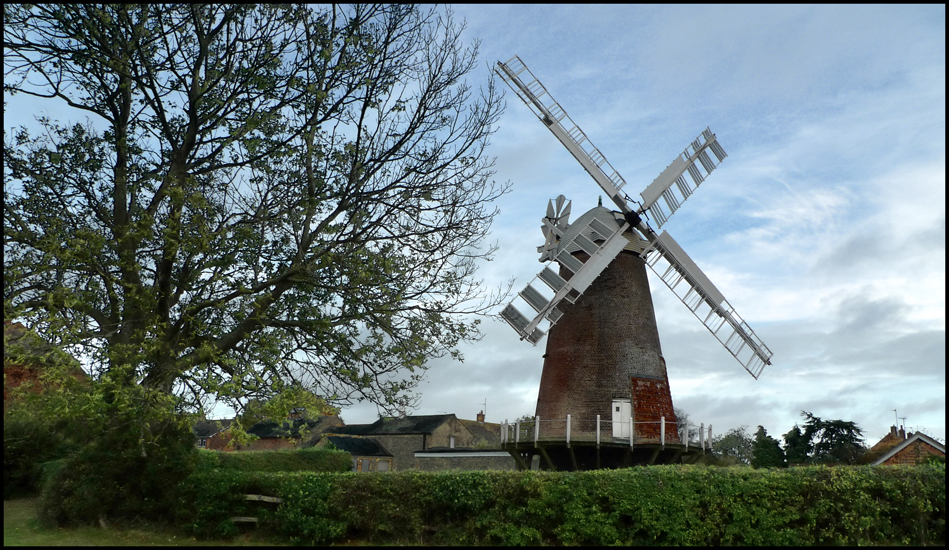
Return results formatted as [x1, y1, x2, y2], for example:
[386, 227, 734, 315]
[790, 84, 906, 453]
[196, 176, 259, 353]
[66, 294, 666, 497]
[3, 413, 80, 499]
[196, 447, 351, 473]
[37, 415, 198, 528]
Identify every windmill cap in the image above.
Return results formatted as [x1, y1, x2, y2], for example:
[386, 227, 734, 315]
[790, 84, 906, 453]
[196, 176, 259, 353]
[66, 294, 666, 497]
[555, 206, 649, 257]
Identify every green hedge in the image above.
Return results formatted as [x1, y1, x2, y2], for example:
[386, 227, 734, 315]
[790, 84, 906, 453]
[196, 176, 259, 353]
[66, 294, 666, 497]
[175, 463, 945, 545]
[195, 447, 352, 474]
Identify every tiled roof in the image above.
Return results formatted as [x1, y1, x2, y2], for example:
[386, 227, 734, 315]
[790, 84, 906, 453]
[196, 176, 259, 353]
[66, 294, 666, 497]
[3, 321, 84, 372]
[325, 435, 392, 457]
[332, 414, 456, 436]
[868, 432, 904, 454]
[458, 419, 502, 448]
[194, 418, 234, 437]
[247, 415, 341, 439]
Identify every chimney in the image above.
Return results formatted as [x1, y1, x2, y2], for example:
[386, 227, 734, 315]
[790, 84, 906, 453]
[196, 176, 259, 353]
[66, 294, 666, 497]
[898, 426, 906, 439]
[476, 410, 485, 423]
[890, 425, 898, 437]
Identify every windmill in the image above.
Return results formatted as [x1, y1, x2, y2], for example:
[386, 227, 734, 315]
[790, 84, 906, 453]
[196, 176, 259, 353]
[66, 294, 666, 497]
[495, 56, 773, 467]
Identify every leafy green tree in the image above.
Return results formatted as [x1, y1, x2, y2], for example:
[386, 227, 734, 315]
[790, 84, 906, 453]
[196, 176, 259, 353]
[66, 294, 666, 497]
[4, 4, 508, 421]
[711, 425, 754, 466]
[782, 424, 811, 465]
[801, 411, 866, 465]
[674, 407, 698, 442]
[751, 425, 787, 468]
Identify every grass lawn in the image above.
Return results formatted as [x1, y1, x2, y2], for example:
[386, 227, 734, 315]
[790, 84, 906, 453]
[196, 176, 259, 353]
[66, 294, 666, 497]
[3, 498, 284, 546]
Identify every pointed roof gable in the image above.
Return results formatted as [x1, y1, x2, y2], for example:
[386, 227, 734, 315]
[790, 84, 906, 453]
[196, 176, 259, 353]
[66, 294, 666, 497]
[871, 432, 946, 466]
[194, 418, 234, 438]
[458, 419, 502, 448]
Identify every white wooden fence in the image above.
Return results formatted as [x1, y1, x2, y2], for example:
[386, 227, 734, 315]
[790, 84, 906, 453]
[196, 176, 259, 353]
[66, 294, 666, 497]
[500, 415, 713, 451]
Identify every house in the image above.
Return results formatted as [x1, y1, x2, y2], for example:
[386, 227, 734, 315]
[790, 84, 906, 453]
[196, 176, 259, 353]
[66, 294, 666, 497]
[194, 418, 235, 450]
[870, 429, 946, 466]
[316, 434, 394, 472]
[4, 320, 88, 409]
[324, 412, 515, 471]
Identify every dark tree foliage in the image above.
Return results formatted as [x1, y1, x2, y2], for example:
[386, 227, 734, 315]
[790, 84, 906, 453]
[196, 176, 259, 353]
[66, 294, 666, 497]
[782, 411, 866, 465]
[783, 423, 811, 465]
[751, 425, 787, 469]
[3, 4, 509, 422]
[800, 411, 866, 465]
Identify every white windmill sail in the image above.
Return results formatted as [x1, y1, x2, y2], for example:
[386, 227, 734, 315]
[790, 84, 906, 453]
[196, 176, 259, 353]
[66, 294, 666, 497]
[496, 56, 632, 215]
[642, 231, 773, 378]
[500, 216, 631, 344]
[638, 128, 727, 228]
[496, 54, 773, 379]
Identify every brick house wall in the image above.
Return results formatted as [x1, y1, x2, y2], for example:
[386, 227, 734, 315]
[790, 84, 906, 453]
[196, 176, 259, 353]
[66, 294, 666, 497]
[882, 439, 945, 465]
[4, 321, 89, 408]
[369, 433, 426, 471]
[205, 431, 233, 451]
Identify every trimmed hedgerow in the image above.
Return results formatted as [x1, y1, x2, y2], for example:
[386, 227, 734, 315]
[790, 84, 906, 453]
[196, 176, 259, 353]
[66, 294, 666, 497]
[195, 447, 352, 474]
[175, 463, 945, 545]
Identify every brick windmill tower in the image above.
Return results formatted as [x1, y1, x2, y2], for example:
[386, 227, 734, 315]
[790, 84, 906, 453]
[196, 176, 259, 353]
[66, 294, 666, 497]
[496, 56, 773, 468]
[533, 201, 677, 444]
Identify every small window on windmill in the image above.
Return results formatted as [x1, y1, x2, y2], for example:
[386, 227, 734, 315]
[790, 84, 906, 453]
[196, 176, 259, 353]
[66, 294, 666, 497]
[615, 406, 620, 412]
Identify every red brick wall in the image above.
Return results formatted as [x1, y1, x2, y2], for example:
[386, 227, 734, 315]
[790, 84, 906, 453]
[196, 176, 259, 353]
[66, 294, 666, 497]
[631, 372, 680, 443]
[205, 432, 233, 451]
[882, 440, 945, 465]
[204, 432, 299, 451]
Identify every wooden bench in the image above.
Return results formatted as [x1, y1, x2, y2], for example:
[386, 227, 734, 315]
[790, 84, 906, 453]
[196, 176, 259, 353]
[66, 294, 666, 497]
[229, 494, 285, 525]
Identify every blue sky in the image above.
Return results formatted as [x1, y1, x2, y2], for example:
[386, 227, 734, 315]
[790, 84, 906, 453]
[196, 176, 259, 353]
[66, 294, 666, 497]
[5, 5, 944, 445]
[336, 4, 945, 444]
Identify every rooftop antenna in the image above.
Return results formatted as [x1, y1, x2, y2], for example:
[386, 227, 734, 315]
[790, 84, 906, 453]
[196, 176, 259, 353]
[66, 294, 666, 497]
[899, 416, 907, 430]
[893, 409, 898, 428]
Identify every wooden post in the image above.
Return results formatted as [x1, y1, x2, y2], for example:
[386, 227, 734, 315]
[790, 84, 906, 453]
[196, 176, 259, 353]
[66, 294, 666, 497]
[566, 414, 571, 448]
[708, 424, 713, 453]
[700, 422, 705, 454]
[534, 416, 540, 445]
[596, 415, 601, 446]
[515, 421, 520, 446]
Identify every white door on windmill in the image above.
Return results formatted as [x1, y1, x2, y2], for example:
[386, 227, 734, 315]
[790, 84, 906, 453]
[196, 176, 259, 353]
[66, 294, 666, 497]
[612, 398, 631, 438]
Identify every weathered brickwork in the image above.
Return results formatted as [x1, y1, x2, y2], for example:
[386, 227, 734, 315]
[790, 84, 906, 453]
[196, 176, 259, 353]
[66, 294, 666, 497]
[536, 248, 677, 438]
[370, 433, 426, 471]
[428, 418, 479, 448]
[631, 372, 680, 443]
[882, 440, 945, 465]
